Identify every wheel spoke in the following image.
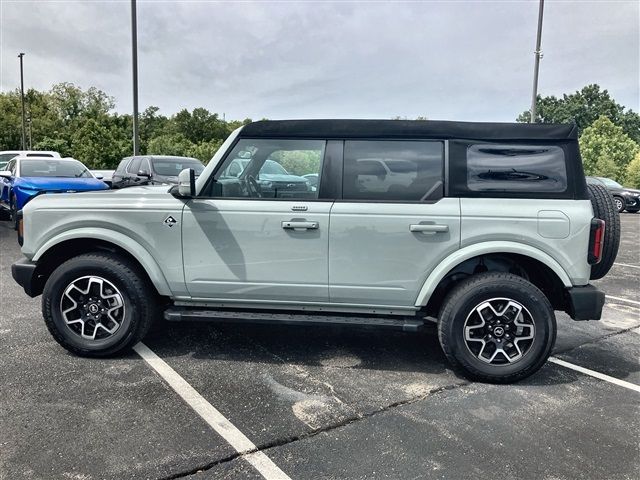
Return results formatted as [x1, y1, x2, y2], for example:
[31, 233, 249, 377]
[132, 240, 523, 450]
[60, 275, 125, 341]
[463, 297, 536, 366]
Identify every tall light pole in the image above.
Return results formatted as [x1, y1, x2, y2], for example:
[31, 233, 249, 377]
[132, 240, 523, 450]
[18, 53, 27, 149]
[530, 0, 544, 123]
[131, 0, 140, 155]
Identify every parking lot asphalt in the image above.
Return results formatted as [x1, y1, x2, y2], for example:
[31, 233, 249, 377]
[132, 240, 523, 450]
[1, 214, 638, 480]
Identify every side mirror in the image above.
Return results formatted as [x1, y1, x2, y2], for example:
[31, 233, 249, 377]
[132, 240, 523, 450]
[0, 170, 12, 179]
[95, 174, 104, 180]
[138, 169, 151, 178]
[177, 168, 196, 197]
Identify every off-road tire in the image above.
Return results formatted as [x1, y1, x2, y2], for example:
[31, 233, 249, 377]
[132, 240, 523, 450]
[588, 183, 620, 280]
[438, 272, 556, 384]
[42, 252, 158, 357]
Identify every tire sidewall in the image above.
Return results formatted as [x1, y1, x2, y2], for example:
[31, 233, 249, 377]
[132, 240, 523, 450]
[442, 280, 555, 379]
[43, 259, 141, 353]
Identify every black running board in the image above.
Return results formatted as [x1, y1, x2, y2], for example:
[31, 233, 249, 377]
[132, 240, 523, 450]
[164, 307, 425, 332]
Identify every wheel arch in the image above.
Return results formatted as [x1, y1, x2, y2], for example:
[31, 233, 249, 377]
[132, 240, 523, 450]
[31, 229, 172, 297]
[416, 242, 572, 315]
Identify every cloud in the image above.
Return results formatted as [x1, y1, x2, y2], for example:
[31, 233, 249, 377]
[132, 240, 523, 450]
[1, 0, 637, 122]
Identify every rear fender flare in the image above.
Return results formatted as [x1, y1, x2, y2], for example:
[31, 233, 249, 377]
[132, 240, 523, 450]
[414, 241, 572, 306]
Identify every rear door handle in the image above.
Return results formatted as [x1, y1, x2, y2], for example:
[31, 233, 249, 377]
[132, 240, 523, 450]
[410, 224, 449, 234]
[282, 221, 319, 230]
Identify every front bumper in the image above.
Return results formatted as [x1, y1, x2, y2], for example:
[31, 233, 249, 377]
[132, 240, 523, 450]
[565, 284, 605, 321]
[11, 258, 39, 297]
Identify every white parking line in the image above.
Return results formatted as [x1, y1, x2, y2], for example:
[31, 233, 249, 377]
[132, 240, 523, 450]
[606, 295, 640, 307]
[549, 357, 640, 393]
[133, 342, 291, 480]
[614, 263, 640, 269]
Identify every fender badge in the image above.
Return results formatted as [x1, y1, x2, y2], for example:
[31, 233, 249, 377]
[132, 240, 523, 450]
[163, 215, 178, 228]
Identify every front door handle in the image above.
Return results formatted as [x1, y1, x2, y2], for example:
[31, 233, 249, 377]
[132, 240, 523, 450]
[282, 221, 319, 230]
[410, 224, 449, 234]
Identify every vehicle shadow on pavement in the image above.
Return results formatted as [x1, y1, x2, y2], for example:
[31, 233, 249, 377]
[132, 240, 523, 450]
[144, 319, 455, 376]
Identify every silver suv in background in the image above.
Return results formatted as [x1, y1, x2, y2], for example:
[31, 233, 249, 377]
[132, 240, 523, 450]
[10, 120, 619, 383]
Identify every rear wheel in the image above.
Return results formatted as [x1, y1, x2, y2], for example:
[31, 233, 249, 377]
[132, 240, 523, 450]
[42, 252, 158, 356]
[588, 184, 620, 280]
[438, 272, 556, 384]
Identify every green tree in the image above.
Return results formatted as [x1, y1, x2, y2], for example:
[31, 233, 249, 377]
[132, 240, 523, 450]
[71, 118, 128, 168]
[33, 137, 71, 157]
[147, 133, 194, 157]
[624, 152, 640, 189]
[188, 139, 224, 163]
[579, 116, 640, 181]
[518, 84, 640, 143]
[0, 90, 23, 150]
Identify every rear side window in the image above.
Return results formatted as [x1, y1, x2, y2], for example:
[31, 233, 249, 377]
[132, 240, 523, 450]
[342, 141, 443, 201]
[467, 144, 567, 193]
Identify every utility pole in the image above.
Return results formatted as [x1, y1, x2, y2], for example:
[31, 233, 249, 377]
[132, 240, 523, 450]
[530, 0, 544, 123]
[131, 0, 140, 155]
[18, 53, 27, 149]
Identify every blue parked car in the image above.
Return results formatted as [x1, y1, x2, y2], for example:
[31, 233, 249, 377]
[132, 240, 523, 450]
[0, 156, 109, 229]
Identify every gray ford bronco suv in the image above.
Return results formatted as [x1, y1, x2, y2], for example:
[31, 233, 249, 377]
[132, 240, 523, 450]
[11, 120, 619, 383]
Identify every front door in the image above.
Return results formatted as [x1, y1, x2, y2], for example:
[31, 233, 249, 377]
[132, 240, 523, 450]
[329, 140, 461, 307]
[182, 137, 331, 303]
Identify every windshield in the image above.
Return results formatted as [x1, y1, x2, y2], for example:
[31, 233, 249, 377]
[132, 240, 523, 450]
[152, 158, 205, 176]
[597, 177, 623, 189]
[20, 159, 92, 178]
[0, 153, 18, 163]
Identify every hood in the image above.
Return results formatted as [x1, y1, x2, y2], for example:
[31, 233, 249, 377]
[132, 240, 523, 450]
[18, 176, 109, 191]
[259, 174, 308, 183]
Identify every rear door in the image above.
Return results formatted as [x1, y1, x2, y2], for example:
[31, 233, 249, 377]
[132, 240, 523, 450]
[329, 140, 461, 307]
[182, 138, 333, 303]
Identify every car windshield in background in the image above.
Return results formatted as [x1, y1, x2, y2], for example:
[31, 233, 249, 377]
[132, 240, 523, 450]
[151, 159, 204, 176]
[20, 160, 92, 178]
[597, 177, 623, 189]
[0, 153, 18, 163]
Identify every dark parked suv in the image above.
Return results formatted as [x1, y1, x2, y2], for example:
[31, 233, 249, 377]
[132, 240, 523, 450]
[112, 155, 205, 189]
[586, 177, 640, 213]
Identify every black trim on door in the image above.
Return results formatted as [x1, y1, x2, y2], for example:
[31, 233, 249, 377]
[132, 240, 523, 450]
[318, 140, 343, 200]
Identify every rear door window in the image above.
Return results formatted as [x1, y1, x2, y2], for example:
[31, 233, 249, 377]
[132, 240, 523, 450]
[342, 141, 444, 201]
[467, 144, 567, 193]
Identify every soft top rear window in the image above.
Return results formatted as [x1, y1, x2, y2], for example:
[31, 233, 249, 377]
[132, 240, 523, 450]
[466, 144, 567, 193]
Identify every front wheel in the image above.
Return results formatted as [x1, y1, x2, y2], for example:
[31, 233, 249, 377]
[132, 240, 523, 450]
[438, 272, 556, 384]
[42, 252, 158, 356]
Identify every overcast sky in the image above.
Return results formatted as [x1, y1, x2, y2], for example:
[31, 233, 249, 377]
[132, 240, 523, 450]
[0, 0, 638, 122]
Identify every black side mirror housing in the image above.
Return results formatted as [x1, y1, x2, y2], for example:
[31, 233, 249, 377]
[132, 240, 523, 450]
[138, 169, 151, 178]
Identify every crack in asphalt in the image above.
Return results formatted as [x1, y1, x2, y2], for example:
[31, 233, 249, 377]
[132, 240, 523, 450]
[158, 380, 470, 480]
[553, 324, 640, 356]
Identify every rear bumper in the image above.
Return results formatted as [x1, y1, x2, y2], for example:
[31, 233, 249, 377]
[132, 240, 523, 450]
[11, 258, 39, 297]
[565, 284, 605, 321]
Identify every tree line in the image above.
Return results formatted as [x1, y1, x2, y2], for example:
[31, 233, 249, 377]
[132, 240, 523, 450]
[0, 83, 251, 168]
[1, 83, 639, 187]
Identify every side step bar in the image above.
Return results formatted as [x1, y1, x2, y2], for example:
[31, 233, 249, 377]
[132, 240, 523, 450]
[164, 307, 425, 332]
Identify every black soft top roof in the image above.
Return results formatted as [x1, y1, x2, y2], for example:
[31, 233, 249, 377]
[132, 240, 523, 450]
[240, 119, 578, 142]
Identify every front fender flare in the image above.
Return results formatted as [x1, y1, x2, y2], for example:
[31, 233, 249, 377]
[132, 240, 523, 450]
[414, 241, 572, 307]
[32, 227, 173, 296]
